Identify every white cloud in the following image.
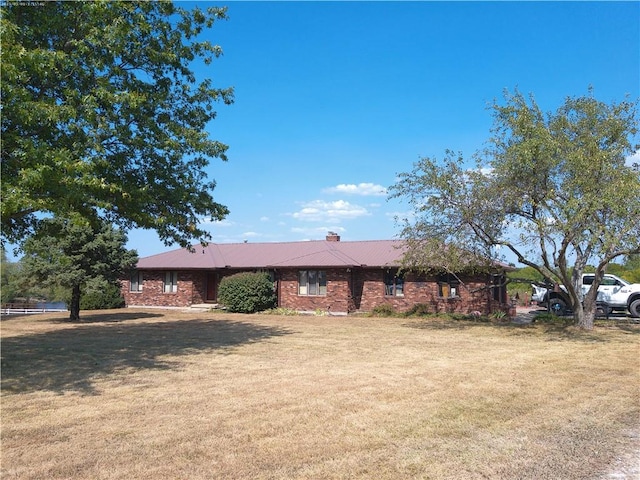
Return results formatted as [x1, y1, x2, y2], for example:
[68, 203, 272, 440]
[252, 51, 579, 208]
[626, 150, 640, 168]
[260, 216, 270, 222]
[290, 199, 371, 222]
[323, 182, 388, 196]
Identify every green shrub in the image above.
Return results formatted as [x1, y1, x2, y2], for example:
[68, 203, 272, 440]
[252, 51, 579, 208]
[406, 303, 432, 316]
[80, 282, 125, 310]
[370, 304, 396, 317]
[217, 272, 276, 313]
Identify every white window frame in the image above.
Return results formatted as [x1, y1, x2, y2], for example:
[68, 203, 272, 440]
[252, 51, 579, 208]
[130, 271, 143, 292]
[163, 271, 178, 293]
[298, 270, 327, 296]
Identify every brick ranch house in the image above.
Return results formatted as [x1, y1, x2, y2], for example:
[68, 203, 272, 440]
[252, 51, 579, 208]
[122, 233, 512, 315]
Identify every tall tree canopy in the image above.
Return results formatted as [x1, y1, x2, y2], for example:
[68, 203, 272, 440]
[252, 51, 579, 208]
[21, 217, 138, 321]
[1, 1, 233, 247]
[390, 90, 640, 329]
[0, 247, 21, 304]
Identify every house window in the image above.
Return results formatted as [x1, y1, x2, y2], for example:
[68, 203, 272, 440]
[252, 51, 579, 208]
[384, 270, 404, 296]
[492, 274, 505, 302]
[163, 271, 178, 293]
[130, 271, 143, 292]
[298, 270, 327, 296]
[438, 273, 459, 298]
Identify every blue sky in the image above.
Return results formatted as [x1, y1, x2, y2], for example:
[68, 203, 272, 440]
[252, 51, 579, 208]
[125, 1, 639, 262]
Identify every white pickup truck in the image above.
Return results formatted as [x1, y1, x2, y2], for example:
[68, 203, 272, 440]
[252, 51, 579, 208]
[531, 273, 640, 317]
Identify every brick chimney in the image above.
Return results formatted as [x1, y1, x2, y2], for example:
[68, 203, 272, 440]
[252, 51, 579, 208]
[326, 231, 340, 242]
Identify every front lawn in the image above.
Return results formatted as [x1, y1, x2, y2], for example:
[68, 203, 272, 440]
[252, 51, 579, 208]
[2, 310, 638, 479]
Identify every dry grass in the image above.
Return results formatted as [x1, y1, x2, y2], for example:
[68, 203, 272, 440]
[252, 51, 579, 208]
[2, 309, 639, 479]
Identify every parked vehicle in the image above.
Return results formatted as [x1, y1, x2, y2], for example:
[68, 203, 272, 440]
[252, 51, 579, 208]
[531, 274, 640, 317]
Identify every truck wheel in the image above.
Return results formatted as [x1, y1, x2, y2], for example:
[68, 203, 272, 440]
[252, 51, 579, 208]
[629, 299, 640, 318]
[549, 298, 568, 316]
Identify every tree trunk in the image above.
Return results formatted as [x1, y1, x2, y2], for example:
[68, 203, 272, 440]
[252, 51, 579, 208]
[575, 299, 595, 330]
[69, 284, 81, 321]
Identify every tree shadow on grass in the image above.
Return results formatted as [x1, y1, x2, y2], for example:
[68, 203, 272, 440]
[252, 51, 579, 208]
[1, 317, 292, 395]
[403, 317, 639, 343]
[1, 311, 164, 323]
[496, 320, 640, 342]
[53, 311, 166, 323]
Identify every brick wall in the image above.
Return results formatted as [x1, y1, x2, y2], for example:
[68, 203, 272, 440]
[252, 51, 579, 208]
[278, 268, 351, 312]
[122, 268, 507, 315]
[191, 271, 207, 304]
[353, 269, 501, 315]
[277, 268, 502, 315]
[122, 270, 207, 308]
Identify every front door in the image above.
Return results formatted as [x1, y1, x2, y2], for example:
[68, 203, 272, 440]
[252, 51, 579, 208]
[206, 272, 217, 302]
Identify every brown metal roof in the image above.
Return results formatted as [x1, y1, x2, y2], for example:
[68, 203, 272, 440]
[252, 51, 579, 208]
[136, 239, 407, 270]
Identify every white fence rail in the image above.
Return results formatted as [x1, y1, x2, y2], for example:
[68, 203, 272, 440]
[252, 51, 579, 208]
[1, 304, 68, 315]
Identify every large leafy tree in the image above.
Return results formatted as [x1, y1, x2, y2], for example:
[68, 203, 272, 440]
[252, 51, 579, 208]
[390, 90, 639, 329]
[21, 217, 138, 321]
[1, 247, 21, 304]
[1, 1, 233, 248]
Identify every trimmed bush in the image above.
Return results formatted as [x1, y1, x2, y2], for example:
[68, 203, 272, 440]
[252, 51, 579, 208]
[217, 272, 276, 313]
[80, 282, 125, 310]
